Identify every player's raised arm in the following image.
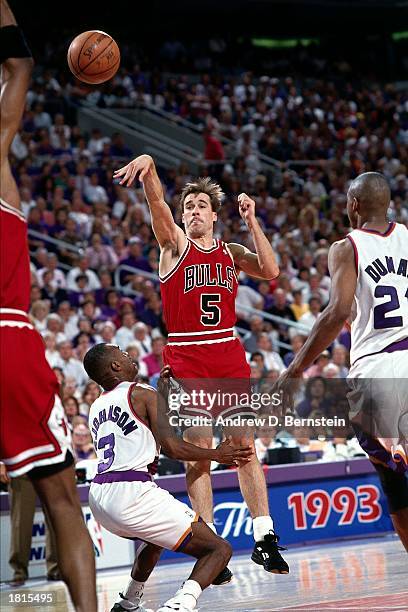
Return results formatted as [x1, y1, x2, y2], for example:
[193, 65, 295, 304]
[282, 238, 357, 378]
[113, 154, 185, 250]
[0, 0, 34, 209]
[228, 193, 279, 280]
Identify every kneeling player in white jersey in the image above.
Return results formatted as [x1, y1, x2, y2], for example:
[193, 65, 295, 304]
[83, 343, 253, 612]
[278, 172, 408, 552]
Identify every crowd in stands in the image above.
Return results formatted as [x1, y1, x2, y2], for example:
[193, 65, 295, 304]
[10, 40, 407, 474]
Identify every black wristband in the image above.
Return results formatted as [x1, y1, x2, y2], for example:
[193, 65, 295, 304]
[0, 25, 32, 64]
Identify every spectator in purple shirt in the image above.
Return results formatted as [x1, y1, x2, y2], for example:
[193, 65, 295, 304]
[119, 236, 152, 284]
[142, 336, 165, 378]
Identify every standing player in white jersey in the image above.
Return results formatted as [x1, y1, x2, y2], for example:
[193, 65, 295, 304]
[83, 343, 253, 612]
[278, 172, 408, 551]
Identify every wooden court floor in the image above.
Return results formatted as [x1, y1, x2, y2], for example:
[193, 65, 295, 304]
[1, 535, 406, 611]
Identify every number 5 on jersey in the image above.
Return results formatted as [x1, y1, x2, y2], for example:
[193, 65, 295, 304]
[200, 294, 221, 326]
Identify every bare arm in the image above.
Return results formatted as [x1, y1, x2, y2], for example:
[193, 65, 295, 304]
[284, 238, 356, 376]
[142, 384, 252, 464]
[113, 154, 185, 251]
[0, 0, 33, 209]
[228, 193, 279, 279]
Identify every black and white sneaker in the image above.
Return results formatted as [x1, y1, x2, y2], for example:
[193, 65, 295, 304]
[110, 597, 153, 611]
[251, 532, 289, 574]
[212, 566, 233, 585]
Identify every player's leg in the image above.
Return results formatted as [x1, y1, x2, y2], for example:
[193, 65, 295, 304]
[390, 509, 408, 552]
[371, 459, 408, 551]
[31, 460, 97, 612]
[225, 423, 289, 574]
[111, 542, 163, 612]
[43, 502, 60, 580]
[183, 425, 214, 523]
[157, 521, 232, 612]
[8, 475, 36, 586]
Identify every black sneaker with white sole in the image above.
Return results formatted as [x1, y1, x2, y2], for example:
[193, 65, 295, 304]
[212, 566, 233, 585]
[251, 532, 289, 574]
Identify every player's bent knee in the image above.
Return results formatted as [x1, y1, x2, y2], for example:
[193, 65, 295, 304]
[185, 459, 211, 473]
[372, 460, 408, 513]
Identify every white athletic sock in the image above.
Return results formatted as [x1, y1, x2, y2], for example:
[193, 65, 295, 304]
[118, 578, 145, 609]
[177, 579, 202, 610]
[207, 522, 217, 534]
[252, 516, 274, 542]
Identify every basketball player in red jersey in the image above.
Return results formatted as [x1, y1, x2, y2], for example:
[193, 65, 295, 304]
[0, 2, 96, 609]
[114, 154, 289, 575]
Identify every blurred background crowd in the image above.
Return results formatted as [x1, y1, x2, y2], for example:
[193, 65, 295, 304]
[8, 17, 407, 476]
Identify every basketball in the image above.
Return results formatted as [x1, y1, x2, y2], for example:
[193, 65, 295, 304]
[67, 30, 120, 85]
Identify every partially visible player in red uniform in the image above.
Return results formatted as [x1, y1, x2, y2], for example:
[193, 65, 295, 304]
[0, 2, 96, 609]
[114, 154, 289, 575]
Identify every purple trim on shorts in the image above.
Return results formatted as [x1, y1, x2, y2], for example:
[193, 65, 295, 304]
[175, 530, 194, 551]
[353, 337, 408, 364]
[93, 470, 152, 484]
[382, 337, 408, 353]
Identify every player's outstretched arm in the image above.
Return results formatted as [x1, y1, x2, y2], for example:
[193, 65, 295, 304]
[0, 0, 33, 209]
[143, 374, 253, 464]
[228, 193, 279, 279]
[113, 154, 184, 249]
[281, 238, 356, 379]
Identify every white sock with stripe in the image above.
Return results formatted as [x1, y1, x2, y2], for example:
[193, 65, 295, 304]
[176, 579, 202, 610]
[118, 578, 145, 610]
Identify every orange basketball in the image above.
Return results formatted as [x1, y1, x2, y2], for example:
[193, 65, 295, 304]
[67, 30, 120, 85]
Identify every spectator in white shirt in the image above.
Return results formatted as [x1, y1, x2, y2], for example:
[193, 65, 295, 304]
[55, 341, 88, 390]
[298, 295, 322, 333]
[37, 253, 66, 289]
[116, 312, 137, 350]
[256, 333, 285, 373]
[19, 187, 36, 217]
[94, 321, 117, 345]
[30, 300, 49, 333]
[236, 284, 264, 321]
[132, 322, 152, 357]
[32, 102, 52, 129]
[43, 331, 60, 368]
[45, 314, 67, 344]
[66, 256, 101, 292]
[304, 172, 327, 199]
[84, 172, 108, 204]
[49, 114, 71, 149]
[56, 301, 79, 341]
[125, 343, 149, 379]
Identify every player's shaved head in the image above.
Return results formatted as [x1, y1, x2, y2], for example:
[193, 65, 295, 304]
[83, 343, 117, 385]
[348, 172, 390, 214]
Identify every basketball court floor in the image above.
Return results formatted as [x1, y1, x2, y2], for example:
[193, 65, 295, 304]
[1, 534, 406, 611]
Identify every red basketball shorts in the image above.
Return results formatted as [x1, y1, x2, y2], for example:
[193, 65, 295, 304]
[0, 318, 72, 477]
[162, 337, 253, 421]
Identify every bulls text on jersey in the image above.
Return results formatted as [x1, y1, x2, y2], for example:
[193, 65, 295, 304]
[184, 263, 234, 294]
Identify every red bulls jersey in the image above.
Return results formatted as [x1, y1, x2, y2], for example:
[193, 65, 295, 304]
[0, 199, 31, 313]
[160, 238, 239, 346]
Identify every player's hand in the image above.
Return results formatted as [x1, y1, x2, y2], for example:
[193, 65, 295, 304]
[273, 367, 303, 416]
[0, 462, 10, 485]
[215, 436, 254, 465]
[157, 365, 173, 398]
[238, 193, 256, 226]
[113, 154, 154, 187]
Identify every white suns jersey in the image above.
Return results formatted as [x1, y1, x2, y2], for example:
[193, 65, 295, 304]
[88, 381, 156, 473]
[347, 222, 408, 365]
